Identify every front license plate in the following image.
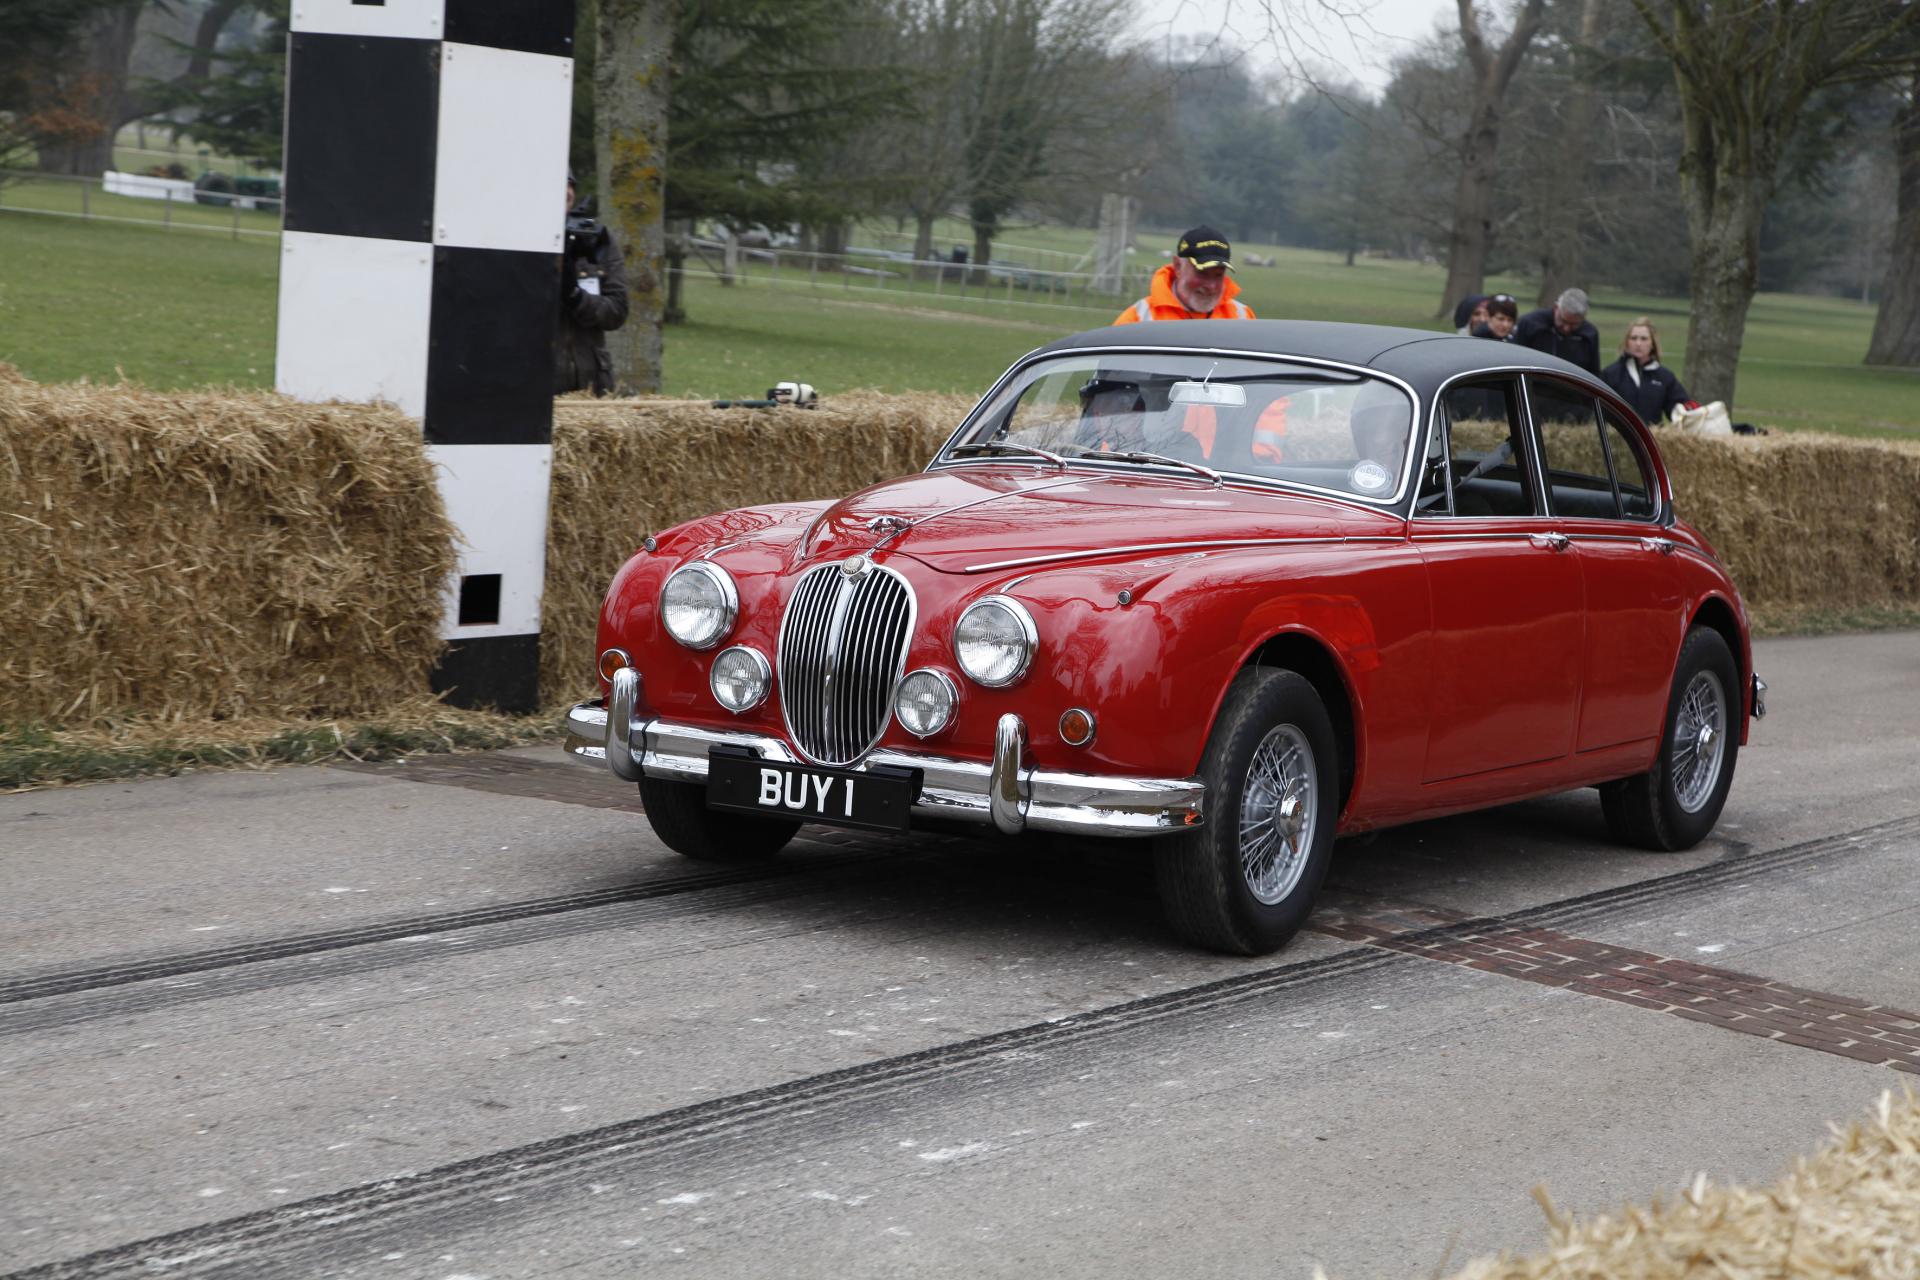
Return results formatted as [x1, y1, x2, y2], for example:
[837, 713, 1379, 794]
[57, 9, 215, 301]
[706, 747, 919, 834]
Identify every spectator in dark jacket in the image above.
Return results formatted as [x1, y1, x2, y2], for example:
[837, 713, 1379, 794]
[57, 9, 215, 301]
[1514, 287, 1601, 375]
[555, 174, 629, 396]
[1601, 317, 1692, 425]
[1453, 294, 1489, 335]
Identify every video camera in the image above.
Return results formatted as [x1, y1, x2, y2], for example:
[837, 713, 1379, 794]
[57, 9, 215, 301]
[565, 213, 603, 260]
[710, 381, 820, 410]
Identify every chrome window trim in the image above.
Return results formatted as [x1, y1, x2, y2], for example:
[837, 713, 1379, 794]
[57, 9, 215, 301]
[659, 561, 739, 650]
[1412, 371, 1544, 523]
[927, 344, 1426, 511]
[953, 594, 1039, 687]
[960, 534, 1401, 575]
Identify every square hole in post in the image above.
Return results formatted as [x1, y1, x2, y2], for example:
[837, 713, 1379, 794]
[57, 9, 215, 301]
[458, 573, 502, 626]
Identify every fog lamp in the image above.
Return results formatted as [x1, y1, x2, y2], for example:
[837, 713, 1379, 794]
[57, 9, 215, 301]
[710, 645, 772, 713]
[895, 669, 958, 737]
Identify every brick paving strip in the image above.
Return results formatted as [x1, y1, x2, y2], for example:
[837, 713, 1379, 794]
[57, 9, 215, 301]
[350, 755, 1920, 1077]
[1311, 897, 1920, 1076]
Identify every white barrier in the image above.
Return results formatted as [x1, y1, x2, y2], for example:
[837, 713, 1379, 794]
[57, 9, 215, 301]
[102, 170, 195, 202]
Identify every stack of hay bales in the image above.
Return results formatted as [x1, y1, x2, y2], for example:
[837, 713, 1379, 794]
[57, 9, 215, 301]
[1660, 432, 1920, 614]
[0, 370, 453, 722]
[5, 366, 1918, 728]
[543, 391, 972, 701]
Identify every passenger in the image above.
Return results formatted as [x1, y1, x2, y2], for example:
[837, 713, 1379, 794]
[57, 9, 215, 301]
[1514, 287, 1602, 374]
[1473, 293, 1518, 341]
[1601, 317, 1694, 425]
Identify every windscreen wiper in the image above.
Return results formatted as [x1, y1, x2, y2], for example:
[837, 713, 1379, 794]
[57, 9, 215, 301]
[948, 441, 1069, 469]
[1105, 450, 1225, 487]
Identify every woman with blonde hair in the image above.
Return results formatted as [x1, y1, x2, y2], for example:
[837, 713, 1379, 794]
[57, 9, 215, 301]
[1601, 316, 1693, 424]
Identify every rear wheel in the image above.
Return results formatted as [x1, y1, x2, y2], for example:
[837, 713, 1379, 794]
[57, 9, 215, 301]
[1153, 668, 1340, 955]
[639, 775, 800, 862]
[1600, 626, 1740, 851]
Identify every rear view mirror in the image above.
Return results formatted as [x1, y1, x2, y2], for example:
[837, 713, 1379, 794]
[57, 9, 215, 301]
[1169, 380, 1246, 408]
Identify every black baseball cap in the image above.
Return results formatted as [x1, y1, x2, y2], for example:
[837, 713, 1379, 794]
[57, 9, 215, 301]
[1176, 225, 1233, 271]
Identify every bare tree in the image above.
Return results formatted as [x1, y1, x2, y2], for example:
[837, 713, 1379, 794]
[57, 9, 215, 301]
[31, 0, 247, 176]
[1435, 0, 1547, 316]
[1629, 0, 1920, 404]
[1867, 73, 1920, 366]
[595, 0, 674, 395]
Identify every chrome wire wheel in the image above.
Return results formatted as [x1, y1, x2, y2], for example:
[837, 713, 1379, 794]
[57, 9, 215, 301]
[1670, 668, 1728, 814]
[1240, 724, 1320, 905]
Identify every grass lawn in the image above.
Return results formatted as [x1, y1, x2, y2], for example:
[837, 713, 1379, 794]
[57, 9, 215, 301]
[3, 209, 1914, 435]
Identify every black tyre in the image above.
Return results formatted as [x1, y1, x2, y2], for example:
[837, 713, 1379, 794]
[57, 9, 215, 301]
[1599, 626, 1740, 851]
[1153, 668, 1340, 955]
[639, 775, 801, 862]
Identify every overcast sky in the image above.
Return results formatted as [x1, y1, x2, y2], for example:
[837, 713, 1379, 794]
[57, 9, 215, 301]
[1129, 0, 1460, 94]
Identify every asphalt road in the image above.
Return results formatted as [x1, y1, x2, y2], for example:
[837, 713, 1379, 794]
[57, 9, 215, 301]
[3, 630, 1917, 1279]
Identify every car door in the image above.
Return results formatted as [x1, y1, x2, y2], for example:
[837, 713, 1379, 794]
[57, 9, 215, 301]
[1529, 378, 1688, 753]
[1412, 375, 1585, 783]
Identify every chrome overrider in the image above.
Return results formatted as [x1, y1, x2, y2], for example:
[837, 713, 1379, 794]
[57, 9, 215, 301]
[565, 668, 1206, 837]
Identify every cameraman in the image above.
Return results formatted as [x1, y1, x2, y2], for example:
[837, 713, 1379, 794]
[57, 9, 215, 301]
[554, 171, 629, 396]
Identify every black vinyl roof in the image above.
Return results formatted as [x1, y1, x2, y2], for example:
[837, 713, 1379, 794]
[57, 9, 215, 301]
[1033, 319, 1609, 399]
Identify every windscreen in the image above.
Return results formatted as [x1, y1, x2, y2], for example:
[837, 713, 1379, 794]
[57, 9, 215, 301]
[950, 352, 1416, 502]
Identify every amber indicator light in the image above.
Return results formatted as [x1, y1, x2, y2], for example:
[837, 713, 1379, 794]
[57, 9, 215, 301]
[597, 648, 632, 682]
[1059, 708, 1095, 747]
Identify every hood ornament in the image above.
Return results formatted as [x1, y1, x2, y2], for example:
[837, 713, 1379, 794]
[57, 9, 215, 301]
[866, 514, 911, 535]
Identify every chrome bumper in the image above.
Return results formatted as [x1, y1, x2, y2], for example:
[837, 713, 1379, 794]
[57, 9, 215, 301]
[1752, 673, 1767, 719]
[564, 670, 1204, 838]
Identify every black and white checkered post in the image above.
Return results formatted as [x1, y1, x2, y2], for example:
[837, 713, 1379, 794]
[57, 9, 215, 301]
[275, 0, 575, 714]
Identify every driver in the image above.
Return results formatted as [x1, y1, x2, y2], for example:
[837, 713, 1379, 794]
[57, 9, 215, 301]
[1076, 376, 1148, 452]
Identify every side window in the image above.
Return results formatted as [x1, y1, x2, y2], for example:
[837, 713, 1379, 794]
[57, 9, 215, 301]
[1418, 379, 1536, 517]
[1527, 376, 1619, 519]
[1600, 407, 1659, 520]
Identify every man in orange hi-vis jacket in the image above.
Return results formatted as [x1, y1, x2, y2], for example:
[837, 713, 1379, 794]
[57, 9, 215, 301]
[1113, 225, 1253, 325]
[1114, 226, 1278, 459]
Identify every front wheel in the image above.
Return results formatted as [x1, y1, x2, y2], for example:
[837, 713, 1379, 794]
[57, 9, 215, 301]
[1153, 668, 1340, 955]
[1600, 626, 1740, 851]
[639, 775, 801, 862]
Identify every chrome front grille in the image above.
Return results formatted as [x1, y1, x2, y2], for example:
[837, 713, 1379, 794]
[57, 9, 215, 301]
[777, 561, 914, 766]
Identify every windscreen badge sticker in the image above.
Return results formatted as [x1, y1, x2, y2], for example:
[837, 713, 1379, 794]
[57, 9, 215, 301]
[1349, 460, 1392, 493]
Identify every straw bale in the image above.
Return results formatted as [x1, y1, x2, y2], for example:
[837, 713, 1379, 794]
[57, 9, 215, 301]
[1, 377, 454, 722]
[1659, 432, 1920, 612]
[1437, 1088, 1920, 1280]
[542, 391, 973, 702]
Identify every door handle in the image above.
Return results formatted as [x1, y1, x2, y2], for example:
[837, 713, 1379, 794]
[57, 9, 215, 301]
[1529, 532, 1571, 552]
[1641, 536, 1677, 556]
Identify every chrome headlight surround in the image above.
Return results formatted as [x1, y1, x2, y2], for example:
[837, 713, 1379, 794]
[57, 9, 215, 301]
[953, 595, 1038, 688]
[710, 645, 772, 714]
[894, 669, 959, 737]
[660, 561, 738, 650]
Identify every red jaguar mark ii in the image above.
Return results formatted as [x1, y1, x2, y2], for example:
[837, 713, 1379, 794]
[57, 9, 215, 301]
[564, 320, 1765, 955]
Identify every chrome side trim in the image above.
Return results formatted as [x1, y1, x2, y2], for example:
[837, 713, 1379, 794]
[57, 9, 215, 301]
[960, 535, 1400, 575]
[991, 713, 1029, 834]
[561, 702, 1205, 837]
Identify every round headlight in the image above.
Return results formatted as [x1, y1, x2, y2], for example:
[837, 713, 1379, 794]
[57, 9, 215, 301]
[895, 669, 958, 737]
[710, 645, 771, 713]
[953, 596, 1037, 687]
[660, 562, 737, 650]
